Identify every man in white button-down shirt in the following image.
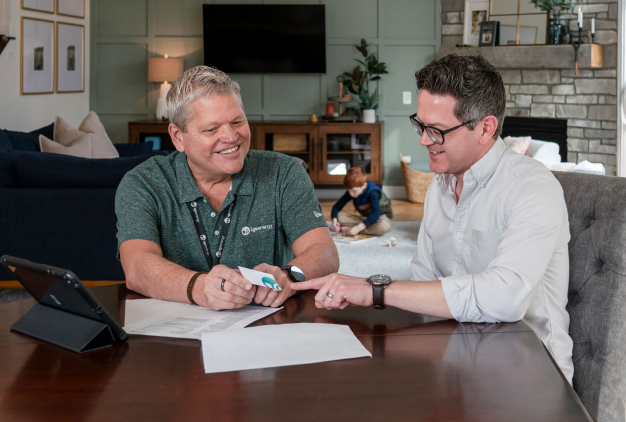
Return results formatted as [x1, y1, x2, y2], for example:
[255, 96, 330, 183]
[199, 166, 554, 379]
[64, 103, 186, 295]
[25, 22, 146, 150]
[292, 54, 574, 383]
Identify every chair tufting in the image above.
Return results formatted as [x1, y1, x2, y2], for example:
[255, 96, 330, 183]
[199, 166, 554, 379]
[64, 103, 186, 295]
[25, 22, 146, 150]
[553, 171, 626, 422]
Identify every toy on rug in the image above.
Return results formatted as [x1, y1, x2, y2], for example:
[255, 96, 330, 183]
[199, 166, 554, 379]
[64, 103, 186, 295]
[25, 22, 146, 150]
[386, 237, 397, 247]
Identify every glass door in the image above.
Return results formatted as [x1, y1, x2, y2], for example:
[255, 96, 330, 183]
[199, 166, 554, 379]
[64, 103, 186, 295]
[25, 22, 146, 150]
[317, 125, 382, 185]
[254, 125, 319, 181]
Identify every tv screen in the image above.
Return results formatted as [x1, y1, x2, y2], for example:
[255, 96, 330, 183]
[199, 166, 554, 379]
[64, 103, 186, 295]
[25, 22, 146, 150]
[202, 5, 326, 74]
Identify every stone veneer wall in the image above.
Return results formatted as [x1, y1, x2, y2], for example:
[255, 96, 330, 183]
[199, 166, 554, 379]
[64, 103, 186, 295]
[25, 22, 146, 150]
[440, 0, 618, 175]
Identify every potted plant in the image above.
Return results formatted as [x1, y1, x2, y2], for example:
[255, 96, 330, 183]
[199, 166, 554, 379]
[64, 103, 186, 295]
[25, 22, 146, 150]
[342, 39, 388, 123]
[529, 0, 574, 44]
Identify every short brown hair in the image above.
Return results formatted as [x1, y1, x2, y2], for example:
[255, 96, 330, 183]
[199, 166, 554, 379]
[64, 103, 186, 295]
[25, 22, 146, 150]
[415, 54, 506, 139]
[343, 167, 367, 189]
[167, 66, 243, 133]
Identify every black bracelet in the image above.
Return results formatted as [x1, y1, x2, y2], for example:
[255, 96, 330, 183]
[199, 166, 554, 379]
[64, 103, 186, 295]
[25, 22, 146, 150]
[187, 271, 208, 305]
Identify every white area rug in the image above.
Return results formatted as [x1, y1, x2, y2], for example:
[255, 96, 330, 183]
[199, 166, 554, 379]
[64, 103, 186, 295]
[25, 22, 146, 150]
[332, 221, 420, 281]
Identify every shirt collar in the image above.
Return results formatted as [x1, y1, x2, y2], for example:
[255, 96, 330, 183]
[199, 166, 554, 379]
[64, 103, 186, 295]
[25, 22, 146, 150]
[175, 151, 254, 205]
[436, 137, 507, 196]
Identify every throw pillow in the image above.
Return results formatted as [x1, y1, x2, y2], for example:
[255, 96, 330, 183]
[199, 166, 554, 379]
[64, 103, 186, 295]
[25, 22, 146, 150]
[0, 130, 13, 152]
[502, 136, 531, 155]
[40, 113, 119, 159]
[79, 111, 119, 159]
[538, 160, 576, 172]
[3, 123, 54, 152]
[40, 133, 93, 158]
[527, 140, 560, 160]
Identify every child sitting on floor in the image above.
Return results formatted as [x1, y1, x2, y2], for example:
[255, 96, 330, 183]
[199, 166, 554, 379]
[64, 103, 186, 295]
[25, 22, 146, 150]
[331, 166, 393, 236]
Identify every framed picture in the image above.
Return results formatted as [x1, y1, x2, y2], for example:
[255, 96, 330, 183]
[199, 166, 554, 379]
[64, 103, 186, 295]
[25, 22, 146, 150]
[478, 21, 500, 46]
[56, 22, 84, 93]
[21, 0, 54, 13]
[463, 0, 489, 46]
[57, 0, 85, 19]
[21, 17, 54, 95]
[500, 25, 539, 45]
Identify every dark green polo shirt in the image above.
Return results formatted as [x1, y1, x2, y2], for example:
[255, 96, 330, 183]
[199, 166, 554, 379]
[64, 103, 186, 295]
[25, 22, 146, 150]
[115, 150, 328, 272]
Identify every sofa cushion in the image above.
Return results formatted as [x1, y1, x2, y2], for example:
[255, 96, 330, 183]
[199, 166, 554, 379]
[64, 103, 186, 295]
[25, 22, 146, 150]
[115, 142, 155, 157]
[2, 123, 54, 152]
[14, 152, 157, 189]
[0, 151, 20, 188]
[79, 112, 119, 158]
[40, 133, 93, 157]
[526, 139, 560, 159]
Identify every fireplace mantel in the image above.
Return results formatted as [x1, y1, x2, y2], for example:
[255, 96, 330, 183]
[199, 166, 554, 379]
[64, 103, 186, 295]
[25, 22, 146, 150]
[439, 44, 604, 70]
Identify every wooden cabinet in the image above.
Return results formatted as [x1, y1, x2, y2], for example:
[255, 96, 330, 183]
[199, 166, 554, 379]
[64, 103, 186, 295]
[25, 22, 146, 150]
[253, 122, 383, 186]
[128, 120, 384, 186]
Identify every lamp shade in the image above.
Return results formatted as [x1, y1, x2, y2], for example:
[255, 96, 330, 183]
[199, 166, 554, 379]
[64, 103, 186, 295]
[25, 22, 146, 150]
[148, 57, 183, 83]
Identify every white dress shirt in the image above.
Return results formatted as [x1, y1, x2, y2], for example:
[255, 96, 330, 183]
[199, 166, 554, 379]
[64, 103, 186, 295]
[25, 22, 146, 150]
[411, 138, 574, 383]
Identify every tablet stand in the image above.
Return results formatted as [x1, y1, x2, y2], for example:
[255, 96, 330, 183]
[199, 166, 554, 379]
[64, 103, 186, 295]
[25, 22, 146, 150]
[11, 303, 115, 353]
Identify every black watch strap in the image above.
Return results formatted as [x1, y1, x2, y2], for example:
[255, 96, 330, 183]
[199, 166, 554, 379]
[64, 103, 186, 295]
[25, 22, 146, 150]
[372, 285, 386, 310]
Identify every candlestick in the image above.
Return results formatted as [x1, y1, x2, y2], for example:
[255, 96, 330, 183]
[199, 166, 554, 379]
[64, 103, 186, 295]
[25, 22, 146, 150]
[578, 8, 583, 28]
[591, 18, 595, 34]
[572, 24, 583, 75]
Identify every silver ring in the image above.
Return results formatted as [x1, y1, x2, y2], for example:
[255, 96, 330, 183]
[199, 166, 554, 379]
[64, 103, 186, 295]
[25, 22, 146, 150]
[326, 292, 334, 298]
[221, 279, 226, 292]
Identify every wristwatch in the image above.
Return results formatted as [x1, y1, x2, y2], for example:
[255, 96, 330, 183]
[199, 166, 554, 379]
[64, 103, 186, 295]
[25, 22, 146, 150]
[280, 265, 306, 282]
[367, 274, 392, 310]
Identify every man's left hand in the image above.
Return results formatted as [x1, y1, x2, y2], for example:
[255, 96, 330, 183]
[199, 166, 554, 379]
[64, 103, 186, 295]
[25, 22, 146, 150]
[252, 263, 292, 307]
[290, 273, 373, 309]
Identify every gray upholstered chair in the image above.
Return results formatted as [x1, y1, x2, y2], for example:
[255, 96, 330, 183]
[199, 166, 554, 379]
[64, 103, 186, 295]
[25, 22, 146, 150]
[554, 172, 626, 422]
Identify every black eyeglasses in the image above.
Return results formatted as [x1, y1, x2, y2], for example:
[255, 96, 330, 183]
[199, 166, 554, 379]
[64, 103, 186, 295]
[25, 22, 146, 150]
[409, 113, 473, 145]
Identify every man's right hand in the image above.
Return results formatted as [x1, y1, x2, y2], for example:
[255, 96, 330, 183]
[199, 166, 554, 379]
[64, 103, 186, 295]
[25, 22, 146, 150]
[192, 264, 256, 310]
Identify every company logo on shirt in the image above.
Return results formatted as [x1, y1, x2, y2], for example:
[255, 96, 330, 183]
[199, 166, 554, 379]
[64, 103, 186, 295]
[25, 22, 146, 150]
[314, 211, 322, 218]
[241, 225, 273, 236]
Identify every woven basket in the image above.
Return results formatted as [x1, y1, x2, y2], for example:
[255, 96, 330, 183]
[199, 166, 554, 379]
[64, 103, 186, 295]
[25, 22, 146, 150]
[400, 154, 435, 204]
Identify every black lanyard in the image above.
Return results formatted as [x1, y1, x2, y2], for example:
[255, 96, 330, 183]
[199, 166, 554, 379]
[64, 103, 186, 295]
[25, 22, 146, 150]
[187, 199, 235, 269]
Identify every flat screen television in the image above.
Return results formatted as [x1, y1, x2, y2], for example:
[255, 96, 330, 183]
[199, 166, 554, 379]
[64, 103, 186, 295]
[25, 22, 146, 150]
[202, 5, 326, 74]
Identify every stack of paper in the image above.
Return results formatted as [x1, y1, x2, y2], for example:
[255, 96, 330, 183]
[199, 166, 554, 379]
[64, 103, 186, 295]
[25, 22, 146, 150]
[123, 298, 282, 340]
[201, 323, 372, 374]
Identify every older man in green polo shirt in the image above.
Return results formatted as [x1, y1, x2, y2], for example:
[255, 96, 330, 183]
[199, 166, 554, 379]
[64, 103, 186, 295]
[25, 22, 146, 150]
[116, 66, 339, 310]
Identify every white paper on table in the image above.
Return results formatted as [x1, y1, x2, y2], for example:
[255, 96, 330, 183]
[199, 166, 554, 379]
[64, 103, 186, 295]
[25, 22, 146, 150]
[123, 298, 282, 340]
[201, 323, 372, 374]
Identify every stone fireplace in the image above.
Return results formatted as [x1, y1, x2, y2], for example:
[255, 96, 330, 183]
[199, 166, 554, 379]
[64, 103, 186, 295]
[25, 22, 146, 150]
[439, 0, 618, 175]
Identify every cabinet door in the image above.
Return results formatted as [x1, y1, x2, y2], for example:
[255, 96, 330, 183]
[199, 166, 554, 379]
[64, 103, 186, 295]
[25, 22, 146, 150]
[254, 125, 319, 182]
[316, 125, 382, 185]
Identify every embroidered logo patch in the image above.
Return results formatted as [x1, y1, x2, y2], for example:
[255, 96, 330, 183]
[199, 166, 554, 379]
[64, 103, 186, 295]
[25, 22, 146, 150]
[314, 211, 322, 218]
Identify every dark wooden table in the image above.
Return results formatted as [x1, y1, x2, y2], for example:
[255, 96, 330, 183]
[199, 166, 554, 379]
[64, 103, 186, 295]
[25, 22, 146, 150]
[0, 285, 592, 422]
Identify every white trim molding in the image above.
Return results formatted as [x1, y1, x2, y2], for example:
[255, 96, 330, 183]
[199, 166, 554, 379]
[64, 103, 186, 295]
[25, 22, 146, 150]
[618, 0, 626, 177]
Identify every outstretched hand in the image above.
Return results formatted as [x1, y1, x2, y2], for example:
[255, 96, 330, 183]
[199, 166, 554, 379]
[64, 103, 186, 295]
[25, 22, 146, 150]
[290, 273, 373, 310]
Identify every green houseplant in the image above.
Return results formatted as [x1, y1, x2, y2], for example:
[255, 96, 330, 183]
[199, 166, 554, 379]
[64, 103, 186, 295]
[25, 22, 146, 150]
[530, 0, 575, 44]
[342, 39, 388, 122]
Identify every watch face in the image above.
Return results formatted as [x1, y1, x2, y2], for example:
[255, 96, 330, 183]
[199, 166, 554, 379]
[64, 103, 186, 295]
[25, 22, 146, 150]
[368, 274, 392, 286]
[289, 266, 306, 282]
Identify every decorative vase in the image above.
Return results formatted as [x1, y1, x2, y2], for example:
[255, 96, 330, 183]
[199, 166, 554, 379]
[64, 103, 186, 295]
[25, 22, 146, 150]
[362, 109, 376, 123]
[548, 14, 562, 45]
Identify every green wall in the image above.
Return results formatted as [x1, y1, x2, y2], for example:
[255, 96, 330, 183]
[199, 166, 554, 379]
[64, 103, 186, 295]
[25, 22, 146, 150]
[90, 0, 440, 186]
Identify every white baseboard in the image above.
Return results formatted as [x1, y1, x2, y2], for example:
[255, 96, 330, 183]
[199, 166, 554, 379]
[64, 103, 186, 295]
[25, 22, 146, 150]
[315, 186, 407, 200]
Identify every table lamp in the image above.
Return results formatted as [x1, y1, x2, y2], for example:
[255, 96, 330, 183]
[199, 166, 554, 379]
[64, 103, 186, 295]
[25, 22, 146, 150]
[148, 55, 184, 120]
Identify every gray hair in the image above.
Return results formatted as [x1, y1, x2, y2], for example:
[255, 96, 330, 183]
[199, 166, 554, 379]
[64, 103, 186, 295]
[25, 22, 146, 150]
[166, 66, 243, 133]
[415, 54, 506, 140]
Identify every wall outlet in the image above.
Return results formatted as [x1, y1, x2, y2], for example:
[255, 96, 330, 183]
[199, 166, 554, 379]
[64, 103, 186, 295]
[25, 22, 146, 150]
[403, 91, 412, 105]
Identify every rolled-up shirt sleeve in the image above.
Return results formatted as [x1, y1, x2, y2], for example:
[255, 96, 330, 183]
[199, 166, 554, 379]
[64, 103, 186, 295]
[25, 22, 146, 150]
[440, 176, 569, 323]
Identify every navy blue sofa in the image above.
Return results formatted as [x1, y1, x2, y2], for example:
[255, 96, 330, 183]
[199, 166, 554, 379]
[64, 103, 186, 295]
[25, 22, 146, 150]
[0, 124, 162, 281]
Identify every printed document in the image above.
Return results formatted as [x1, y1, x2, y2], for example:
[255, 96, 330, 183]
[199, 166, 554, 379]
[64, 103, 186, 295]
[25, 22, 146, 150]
[201, 323, 372, 374]
[123, 298, 282, 340]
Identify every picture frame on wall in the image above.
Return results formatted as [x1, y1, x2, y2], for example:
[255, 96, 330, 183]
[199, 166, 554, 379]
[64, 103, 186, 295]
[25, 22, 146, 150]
[21, 0, 54, 14]
[56, 22, 84, 93]
[57, 0, 85, 19]
[478, 21, 500, 46]
[463, 0, 489, 46]
[21, 17, 54, 95]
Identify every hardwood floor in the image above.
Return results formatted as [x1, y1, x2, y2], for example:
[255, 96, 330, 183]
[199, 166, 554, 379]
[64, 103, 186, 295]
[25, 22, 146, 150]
[319, 199, 424, 222]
